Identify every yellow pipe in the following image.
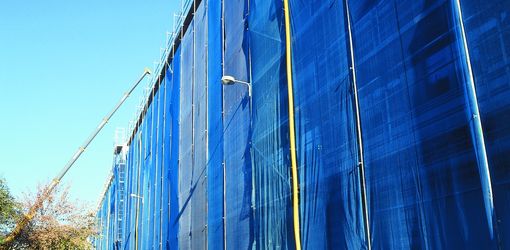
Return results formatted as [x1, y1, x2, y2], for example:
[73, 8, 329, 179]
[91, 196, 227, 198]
[283, 0, 302, 249]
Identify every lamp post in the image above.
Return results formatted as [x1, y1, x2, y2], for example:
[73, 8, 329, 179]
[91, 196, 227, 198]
[130, 193, 144, 203]
[221, 75, 252, 97]
[220, 75, 254, 247]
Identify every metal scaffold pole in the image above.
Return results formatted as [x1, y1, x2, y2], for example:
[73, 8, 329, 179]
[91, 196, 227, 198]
[343, 0, 371, 248]
[2, 68, 151, 246]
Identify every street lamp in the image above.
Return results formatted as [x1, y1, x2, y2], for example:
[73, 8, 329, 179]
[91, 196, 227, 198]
[221, 75, 252, 97]
[130, 193, 143, 202]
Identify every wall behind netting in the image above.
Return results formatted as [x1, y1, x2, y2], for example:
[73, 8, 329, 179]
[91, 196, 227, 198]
[94, 0, 510, 249]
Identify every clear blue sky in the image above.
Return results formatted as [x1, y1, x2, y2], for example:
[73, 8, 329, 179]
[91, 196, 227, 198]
[0, 1, 179, 208]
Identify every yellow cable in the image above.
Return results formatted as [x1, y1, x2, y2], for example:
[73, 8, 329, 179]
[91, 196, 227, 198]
[283, 0, 302, 249]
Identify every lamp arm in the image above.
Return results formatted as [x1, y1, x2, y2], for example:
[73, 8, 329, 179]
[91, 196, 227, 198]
[235, 80, 252, 97]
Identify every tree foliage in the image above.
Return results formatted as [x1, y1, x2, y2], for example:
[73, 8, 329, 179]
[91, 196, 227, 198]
[0, 178, 21, 244]
[1, 182, 96, 250]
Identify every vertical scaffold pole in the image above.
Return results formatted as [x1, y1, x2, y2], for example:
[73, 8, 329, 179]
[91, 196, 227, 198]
[343, 0, 372, 249]
[204, 0, 210, 247]
[221, 0, 227, 248]
[453, 0, 498, 244]
[189, 0, 197, 246]
[134, 134, 143, 250]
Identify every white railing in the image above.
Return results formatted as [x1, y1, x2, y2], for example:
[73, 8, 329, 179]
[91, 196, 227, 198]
[127, 0, 194, 143]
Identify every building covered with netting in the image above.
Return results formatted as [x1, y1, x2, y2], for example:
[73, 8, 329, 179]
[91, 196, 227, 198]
[93, 0, 510, 249]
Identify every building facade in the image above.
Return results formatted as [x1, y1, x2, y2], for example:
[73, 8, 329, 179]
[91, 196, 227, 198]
[94, 0, 510, 249]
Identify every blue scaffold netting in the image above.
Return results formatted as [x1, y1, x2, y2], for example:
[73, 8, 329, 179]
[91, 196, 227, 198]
[94, 0, 510, 249]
